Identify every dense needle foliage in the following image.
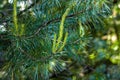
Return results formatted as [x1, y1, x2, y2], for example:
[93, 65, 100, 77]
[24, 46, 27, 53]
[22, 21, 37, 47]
[0, 0, 120, 80]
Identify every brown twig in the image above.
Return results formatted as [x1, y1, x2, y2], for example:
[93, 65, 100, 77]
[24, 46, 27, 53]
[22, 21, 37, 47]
[26, 8, 92, 39]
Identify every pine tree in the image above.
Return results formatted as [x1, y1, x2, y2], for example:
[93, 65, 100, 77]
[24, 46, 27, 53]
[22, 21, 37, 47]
[0, 0, 112, 80]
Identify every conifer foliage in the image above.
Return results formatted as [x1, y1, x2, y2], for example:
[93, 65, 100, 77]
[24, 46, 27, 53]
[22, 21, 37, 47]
[0, 0, 112, 80]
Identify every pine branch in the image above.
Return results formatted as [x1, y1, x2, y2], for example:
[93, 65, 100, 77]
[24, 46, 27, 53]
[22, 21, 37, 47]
[26, 7, 92, 39]
[19, 47, 37, 61]
[19, 47, 65, 62]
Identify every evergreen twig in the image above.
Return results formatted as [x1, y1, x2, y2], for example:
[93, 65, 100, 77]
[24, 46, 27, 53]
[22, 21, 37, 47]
[27, 7, 92, 39]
